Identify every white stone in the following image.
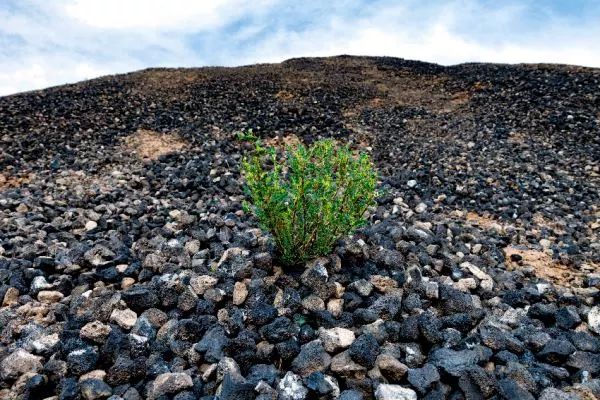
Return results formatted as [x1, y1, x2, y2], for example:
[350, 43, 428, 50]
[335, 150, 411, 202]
[415, 203, 427, 213]
[319, 327, 355, 353]
[110, 308, 137, 330]
[375, 384, 417, 400]
[85, 220, 98, 231]
[588, 306, 600, 334]
[407, 180, 417, 188]
[278, 371, 308, 400]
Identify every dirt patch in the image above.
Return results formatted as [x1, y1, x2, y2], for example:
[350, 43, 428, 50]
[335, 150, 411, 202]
[263, 134, 302, 149]
[0, 173, 34, 190]
[464, 211, 506, 231]
[503, 246, 599, 288]
[274, 90, 295, 101]
[532, 213, 567, 235]
[122, 129, 187, 161]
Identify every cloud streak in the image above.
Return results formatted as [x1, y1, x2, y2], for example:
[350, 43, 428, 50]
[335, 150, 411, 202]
[1, 0, 599, 96]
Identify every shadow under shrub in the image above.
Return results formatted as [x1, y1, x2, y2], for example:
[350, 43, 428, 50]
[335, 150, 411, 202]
[242, 138, 378, 267]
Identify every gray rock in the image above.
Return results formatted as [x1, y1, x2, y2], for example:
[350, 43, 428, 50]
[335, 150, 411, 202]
[429, 348, 487, 377]
[148, 372, 193, 399]
[0, 348, 43, 380]
[538, 387, 581, 400]
[406, 363, 440, 394]
[291, 340, 331, 377]
[80, 378, 113, 400]
[301, 258, 334, 299]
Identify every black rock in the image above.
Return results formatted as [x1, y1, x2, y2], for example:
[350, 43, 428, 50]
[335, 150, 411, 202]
[247, 302, 278, 326]
[194, 326, 230, 363]
[121, 286, 159, 313]
[260, 317, 299, 343]
[554, 306, 581, 329]
[537, 339, 576, 364]
[407, 363, 441, 394]
[66, 346, 99, 375]
[497, 378, 535, 400]
[349, 334, 380, 369]
[246, 364, 279, 386]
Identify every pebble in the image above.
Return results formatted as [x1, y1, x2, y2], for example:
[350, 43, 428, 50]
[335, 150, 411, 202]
[110, 308, 138, 330]
[375, 384, 417, 400]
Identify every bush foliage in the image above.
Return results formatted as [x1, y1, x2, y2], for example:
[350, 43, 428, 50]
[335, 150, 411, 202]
[242, 138, 377, 266]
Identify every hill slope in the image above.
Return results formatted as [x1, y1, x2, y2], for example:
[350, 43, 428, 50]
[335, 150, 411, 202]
[1, 56, 599, 399]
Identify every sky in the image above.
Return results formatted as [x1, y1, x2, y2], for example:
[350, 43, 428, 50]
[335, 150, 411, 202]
[1, 0, 599, 96]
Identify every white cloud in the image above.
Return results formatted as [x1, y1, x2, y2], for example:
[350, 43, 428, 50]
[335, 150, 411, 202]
[64, 0, 275, 30]
[1, 0, 599, 96]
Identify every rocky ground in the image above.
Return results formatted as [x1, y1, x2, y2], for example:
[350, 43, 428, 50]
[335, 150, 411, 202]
[0, 55, 599, 399]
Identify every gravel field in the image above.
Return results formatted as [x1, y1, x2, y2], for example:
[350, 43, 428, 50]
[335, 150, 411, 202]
[0, 56, 599, 399]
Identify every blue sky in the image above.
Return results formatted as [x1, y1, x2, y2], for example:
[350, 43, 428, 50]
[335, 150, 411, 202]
[1, 0, 599, 96]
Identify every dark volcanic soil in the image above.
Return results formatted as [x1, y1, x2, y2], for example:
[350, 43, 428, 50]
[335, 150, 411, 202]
[1, 56, 599, 399]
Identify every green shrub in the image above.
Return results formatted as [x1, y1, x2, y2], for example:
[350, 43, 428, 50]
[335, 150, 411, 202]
[234, 128, 259, 142]
[242, 138, 378, 266]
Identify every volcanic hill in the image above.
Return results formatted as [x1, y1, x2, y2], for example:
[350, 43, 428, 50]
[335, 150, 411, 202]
[0, 56, 599, 399]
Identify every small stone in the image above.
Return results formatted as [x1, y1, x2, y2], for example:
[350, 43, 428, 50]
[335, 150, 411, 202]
[85, 220, 98, 231]
[67, 347, 99, 375]
[31, 276, 52, 293]
[31, 333, 60, 354]
[375, 384, 417, 400]
[349, 334, 380, 369]
[190, 275, 218, 295]
[301, 258, 334, 299]
[370, 275, 398, 293]
[319, 327, 356, 353]
[80, 378, 112, 400]
[121, 277, 135, 289]
[555, 306, 581, 329]
[538, 387, 580, 400]
[538, 339, 576, 363]
[278, 371, 308, 400]
[415, 203, 427, 213]
[80, 321, 112, 343]
[291, 340, 331, 377]
[37, 290, 64, 303]
[456, 278, 477, 292]
[149, 373, 193, 399]
[302, 295, 325, 312]
[232, 281, 248, 305]
[0, 349, 43, 380]
[305, 371, 340, 397]
[204, 287, 225, 302]
[2, 287, 19, 306]
[587, 306, 600, 334]
[376, 354, 408, 382]
[110, 308, 138, 330]
[407, 180, 417, 188]
[330, 351, 366, 377]
[349, 279, 374, 296]
[327, 299, 344, 317]
[424, 281, 439, 299]
[406, 363, 440, 394]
